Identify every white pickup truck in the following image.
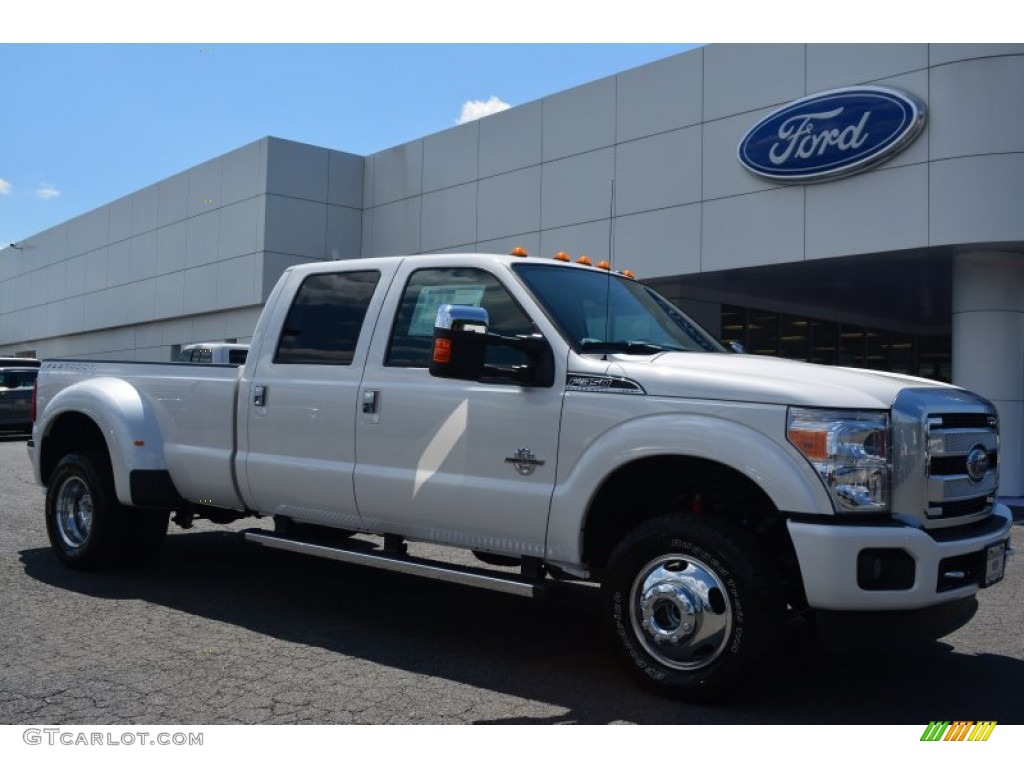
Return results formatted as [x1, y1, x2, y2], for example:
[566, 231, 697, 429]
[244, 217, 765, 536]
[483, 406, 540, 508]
[28, 252, 1013, 700]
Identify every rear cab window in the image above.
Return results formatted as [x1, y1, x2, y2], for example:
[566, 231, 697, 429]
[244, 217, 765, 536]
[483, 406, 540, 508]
[275, 271, 382, 365]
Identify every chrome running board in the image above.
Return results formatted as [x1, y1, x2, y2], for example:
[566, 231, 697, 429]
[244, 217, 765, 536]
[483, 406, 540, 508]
[243, 530, 546, 598]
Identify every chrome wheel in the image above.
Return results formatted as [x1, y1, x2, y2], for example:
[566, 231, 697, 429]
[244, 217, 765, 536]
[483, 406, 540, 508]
[629, 554, 732, 670]
[54, 476, 93, 549]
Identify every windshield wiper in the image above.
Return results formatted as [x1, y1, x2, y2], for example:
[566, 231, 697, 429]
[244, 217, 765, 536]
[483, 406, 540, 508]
[579, 340, 686, 355]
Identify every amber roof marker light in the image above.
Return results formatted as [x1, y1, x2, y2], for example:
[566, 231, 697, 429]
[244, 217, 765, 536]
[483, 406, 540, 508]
[509, 247, 529, 257]
[554, 251, 570, 262]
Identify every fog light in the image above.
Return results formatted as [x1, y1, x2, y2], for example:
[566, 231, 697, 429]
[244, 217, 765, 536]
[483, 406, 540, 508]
[857, 549, 915, 590]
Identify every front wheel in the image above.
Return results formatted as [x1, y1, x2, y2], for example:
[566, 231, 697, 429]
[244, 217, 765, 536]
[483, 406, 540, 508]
[602, 514, 785, 701]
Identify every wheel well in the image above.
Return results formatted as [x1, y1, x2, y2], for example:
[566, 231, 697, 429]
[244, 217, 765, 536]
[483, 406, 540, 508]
[581, 456, 802, 598]
[40, 412, 110, 486]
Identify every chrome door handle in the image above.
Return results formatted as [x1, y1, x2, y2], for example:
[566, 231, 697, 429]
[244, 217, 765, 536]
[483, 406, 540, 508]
[362, 389, 380, 414]
[253, 385, 267, 407]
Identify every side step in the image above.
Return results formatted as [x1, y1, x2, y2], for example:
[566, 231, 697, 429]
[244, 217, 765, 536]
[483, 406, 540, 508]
[243, 530, 548, 598]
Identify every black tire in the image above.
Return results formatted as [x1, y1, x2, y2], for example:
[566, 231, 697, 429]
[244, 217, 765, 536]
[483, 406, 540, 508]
[602, 513, 785, 702]
[45, 452, 125, 570]
[45, 452, 168, 570]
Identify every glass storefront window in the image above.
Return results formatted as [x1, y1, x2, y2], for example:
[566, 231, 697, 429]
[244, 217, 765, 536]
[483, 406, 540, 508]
[721, 305, 951, 382]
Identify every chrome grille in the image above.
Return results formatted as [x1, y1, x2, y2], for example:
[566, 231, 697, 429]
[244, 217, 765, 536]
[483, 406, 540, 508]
[892, 389, 998, 531]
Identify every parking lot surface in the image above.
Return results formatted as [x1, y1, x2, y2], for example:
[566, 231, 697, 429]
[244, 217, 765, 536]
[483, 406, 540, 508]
[1, 433, 1021, 725]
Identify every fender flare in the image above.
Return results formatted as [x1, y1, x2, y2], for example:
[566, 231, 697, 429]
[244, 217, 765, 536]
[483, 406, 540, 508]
[38, 377, 168, 507]
[545, 412, 833, 566]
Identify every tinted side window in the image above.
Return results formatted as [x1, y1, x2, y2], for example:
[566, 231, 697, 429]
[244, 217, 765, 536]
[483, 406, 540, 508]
[386, 267, 535, 368]
[197, 349, 212, 364]
[275, 271, 381, 365]
[228, 350, 248, 365]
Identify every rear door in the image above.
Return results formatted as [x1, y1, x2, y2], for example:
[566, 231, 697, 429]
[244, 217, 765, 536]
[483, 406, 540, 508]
[238, 263, 396, 528]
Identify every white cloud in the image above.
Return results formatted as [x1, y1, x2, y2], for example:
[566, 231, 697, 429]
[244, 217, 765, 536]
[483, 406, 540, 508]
[456, 96, 511, 125]
[0, 178, 11, 195]
[36, 182, 60, 200]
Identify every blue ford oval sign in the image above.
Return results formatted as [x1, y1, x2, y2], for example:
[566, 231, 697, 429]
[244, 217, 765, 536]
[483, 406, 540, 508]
[738, 86, 926, 183]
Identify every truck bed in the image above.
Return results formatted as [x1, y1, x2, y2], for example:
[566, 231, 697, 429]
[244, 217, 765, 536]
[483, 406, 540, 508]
[35, 359, 244, 510]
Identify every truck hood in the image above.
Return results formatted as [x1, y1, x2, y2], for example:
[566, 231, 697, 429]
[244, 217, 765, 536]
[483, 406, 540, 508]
[598, 352, 955, 409]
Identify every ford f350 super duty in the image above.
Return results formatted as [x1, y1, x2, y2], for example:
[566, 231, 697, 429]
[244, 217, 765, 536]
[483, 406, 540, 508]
[28, 252, 1014, 700]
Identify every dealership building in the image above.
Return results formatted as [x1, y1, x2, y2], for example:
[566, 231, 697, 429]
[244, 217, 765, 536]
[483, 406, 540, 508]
[1, 43, 1023, 498]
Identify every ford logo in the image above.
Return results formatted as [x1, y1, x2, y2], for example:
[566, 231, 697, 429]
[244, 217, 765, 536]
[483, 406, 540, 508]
[738, 86, 926, 183]
[965, 445, 990, 483]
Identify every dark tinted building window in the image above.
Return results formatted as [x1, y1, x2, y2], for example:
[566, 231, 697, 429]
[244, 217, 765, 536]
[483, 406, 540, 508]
[275, 271, 380, 365]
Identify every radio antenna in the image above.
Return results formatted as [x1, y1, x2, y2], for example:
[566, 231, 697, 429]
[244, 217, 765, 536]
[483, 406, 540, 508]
[603, 179, 615, 346]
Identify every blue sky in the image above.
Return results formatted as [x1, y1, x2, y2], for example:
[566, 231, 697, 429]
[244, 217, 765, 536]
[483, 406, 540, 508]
[0, 43, 697, 248]
[0, 1, 992, 249]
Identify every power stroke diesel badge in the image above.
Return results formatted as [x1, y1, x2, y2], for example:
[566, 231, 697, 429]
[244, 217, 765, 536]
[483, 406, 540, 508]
[505, 448, 545, 476]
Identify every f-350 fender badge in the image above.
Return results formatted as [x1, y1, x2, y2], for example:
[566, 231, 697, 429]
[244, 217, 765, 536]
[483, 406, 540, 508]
[505, 448, 545, 476]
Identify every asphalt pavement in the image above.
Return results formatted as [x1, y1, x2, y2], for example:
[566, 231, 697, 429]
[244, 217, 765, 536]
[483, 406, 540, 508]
[1, 433, 1022, 725]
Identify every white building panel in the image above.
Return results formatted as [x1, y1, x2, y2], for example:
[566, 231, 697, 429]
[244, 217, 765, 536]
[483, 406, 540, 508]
[929, 54, 1024, 159]
[703, 44, 804, 121]
[423, 121, 479, 193]
[370, 197, 421, 257]
[154, 271, 186, 320]
[326, 205, 362, 261]
[156, 221, 187, 275]
[187, 158, 223, 218]
[372, 141, 423, 206]
[266, 138, 329, 203]
[82, 247, 108, 292]
[130, 184, 160, 237]
[479, 100, 542, 178]
[806, 44, 928, 93]
[158, 171, 189, 227]
[702, 186, 804, 271]
[421, 183, 477, 252]
[222, 139, 266, 207]
[108, 196, 133, 243]
[128, 231, 157, 282]
[477, 166, 541, 243]
[615, 127, 701, 216]
[542, 76, 616, 162]
[613, 205, 702, 280]
[539, 219, 611, 264]
[219, 197, 260, 260]
[701, 108, 778, 200]
[328, 150, 364, 209]
[183, 263, 219, 316]
[263, 195, 326, 260]
[616, 50, 703, 142]
[540, 148, 615, 231]
[930, 154, 1024, 245]
[805, 164, 928, 260]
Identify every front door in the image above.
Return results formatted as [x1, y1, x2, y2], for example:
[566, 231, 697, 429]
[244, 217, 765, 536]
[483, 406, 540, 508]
[354, 263, 565, 557]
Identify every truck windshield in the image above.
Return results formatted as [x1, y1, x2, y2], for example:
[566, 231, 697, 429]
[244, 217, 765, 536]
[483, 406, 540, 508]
[512, 263, 724, 354]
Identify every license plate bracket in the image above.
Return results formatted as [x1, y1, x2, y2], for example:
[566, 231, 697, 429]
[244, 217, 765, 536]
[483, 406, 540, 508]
[983, 540, 1007, 587]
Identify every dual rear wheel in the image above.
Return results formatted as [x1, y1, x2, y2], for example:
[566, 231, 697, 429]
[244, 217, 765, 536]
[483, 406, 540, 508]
[45, 453, 169, 570]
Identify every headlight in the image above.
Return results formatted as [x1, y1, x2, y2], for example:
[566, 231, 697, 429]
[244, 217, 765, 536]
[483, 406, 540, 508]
[787, 408, 891, 513]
